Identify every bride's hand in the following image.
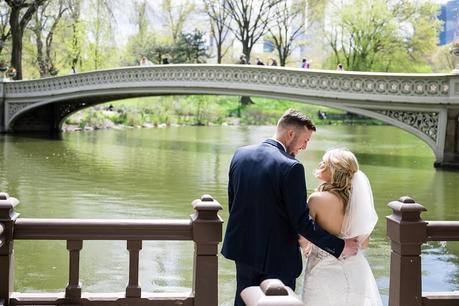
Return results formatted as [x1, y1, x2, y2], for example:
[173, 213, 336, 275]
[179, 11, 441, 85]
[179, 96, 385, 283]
[298, 235, 313, 257]
[359, 237, 370, 250]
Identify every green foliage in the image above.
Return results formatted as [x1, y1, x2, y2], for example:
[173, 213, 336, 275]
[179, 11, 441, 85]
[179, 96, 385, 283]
[174, 30, 209, 63]
[64, 95, 382, 131]
[161, 0, 195, 44]
[77, 109, 110, 129]
[431, 43, 459, 73]
[124, 32, 158, 66]
[0, 0, 447, 77]
[326, 0, 441, 72]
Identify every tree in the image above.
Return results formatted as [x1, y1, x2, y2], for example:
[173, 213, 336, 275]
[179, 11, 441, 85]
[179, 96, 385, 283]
[267, 0, 305, 66]
[223, 0, 281, 63]
[135, 0, 148, 38]
[0, 2, 11, 55]
[5, 0, 48, 80]
[65, 0, 84, 71]
[174, 29, 208, 63]
[325, 0, 441, 72]
[431, 43, 459, 73]
[203, 0, 231, 63]
[124, 0, 156, 65]
[30, 0, 68, 77]
[86, 0, 117, 70]
[161, 0, 195, 44]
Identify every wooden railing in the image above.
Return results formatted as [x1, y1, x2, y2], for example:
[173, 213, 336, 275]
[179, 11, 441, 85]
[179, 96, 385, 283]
[387, 196, 459, 306]
[0, 192, 223, 306]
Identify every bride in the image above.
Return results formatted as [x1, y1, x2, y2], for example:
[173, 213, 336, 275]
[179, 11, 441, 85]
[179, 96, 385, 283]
[300, 149, 383, 306]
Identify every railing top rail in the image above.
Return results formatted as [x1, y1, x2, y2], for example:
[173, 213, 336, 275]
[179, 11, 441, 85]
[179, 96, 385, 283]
[14, 218, 193, 240]
[426, 221, 459, 241]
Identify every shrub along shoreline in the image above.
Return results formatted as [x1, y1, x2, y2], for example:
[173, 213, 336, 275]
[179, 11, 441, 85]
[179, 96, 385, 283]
[63, 96, 383, 131]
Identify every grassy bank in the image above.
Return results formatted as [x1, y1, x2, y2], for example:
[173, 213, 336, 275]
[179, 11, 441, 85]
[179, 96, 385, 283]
[64, 95, 383, 130]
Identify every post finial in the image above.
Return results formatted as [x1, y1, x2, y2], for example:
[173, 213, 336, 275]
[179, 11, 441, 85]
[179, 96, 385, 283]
[388, 195, 426, 222]
[0, 192, 20, 220]
[399, 196, 415, 204]
[261, 279, 288, 296]
[0, 192, 9, 200]
[241, 279, 304, 306]
[200, 194, 214, 202]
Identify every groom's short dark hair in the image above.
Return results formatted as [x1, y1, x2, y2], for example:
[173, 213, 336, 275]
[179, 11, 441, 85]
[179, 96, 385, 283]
[278, 108, 316, 131]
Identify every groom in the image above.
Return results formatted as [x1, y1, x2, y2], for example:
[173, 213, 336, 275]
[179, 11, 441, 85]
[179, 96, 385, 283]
[221, 109, 359, 306]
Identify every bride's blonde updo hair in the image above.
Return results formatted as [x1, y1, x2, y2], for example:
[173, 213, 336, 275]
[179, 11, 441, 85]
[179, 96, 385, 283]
[316, 149, 359, 210]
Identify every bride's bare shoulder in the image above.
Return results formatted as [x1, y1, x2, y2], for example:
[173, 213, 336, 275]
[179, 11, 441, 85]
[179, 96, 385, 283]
[308, 191, 343, 211]
[308, 191, 340, 203]
[308, 191, 344, 233]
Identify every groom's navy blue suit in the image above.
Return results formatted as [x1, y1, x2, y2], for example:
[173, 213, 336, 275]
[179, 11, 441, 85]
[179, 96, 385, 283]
[222, 139, 344, 305]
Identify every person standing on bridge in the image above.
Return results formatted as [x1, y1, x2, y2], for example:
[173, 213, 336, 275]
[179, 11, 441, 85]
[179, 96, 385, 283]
[222, 109, 359, 306]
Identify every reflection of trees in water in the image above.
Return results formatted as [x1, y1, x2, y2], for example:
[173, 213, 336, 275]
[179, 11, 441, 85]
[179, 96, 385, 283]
[422, 242, 459, 291]
[1, 129, 234, 218]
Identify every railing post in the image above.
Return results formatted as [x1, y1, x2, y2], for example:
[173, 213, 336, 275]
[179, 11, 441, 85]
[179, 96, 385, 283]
[65, 240, 83, 301]
[241, 279, 303, 306]
[387, 196, 427, 306]
[191, 194, 223, 306]
[0, 79, 5, 133]
[126, 240, 142, 298]
[0, 192, 19, 306]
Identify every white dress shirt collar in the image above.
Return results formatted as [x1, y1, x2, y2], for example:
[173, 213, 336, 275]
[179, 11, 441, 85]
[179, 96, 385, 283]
[270, 138, 287, 152]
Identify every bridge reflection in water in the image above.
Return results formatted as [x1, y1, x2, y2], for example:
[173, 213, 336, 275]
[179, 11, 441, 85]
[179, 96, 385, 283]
[0, 65, 458, 168]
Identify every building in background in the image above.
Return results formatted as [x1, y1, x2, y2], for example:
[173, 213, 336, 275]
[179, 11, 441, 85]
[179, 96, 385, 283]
[439, 0, 459, 45]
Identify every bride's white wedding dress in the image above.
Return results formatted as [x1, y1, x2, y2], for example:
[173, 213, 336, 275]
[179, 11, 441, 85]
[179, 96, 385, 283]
[301, 171, 383, 306]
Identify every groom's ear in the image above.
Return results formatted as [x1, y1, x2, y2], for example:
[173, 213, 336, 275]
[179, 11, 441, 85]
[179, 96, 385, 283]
[287, 129, 295, 140]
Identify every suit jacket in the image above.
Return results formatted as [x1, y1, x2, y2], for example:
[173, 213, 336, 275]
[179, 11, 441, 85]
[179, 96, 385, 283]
[221, 139, 344, 279]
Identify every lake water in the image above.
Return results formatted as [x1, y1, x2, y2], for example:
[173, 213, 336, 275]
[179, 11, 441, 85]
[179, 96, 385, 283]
[1, 125, 458, 305]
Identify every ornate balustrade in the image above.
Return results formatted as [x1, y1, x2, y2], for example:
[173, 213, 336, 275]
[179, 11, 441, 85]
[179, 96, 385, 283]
[387, 197, 459, 306]
[2, 66, 452, 101]
[0, 192, 223, 306]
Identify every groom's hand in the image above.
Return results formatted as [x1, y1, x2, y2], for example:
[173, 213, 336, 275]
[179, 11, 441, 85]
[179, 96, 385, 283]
[341, 238, 359, 259]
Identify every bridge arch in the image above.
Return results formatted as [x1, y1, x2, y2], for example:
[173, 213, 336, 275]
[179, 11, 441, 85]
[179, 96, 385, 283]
[1, 65, 458, 167]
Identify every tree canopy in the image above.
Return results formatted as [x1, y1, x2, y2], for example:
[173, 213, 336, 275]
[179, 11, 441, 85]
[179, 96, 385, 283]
[0, 0, 449, 79]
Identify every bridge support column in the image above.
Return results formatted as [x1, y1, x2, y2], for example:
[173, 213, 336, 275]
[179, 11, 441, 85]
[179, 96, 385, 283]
[435, 108, 459, 169]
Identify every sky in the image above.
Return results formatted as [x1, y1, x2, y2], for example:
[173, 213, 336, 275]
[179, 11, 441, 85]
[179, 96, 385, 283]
[111, 0, 206, 44]
[110, 0, 453, 45]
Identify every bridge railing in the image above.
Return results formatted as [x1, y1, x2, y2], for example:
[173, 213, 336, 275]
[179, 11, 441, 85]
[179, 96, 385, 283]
[387, 196, 459, 306]
[0, 192, 223, 306]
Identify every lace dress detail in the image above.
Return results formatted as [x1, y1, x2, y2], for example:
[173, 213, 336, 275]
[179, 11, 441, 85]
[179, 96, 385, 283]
[302, 244, 382, 306]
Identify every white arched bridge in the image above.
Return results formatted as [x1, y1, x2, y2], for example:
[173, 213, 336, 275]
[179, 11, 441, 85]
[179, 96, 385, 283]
[1, 64, 458, 168]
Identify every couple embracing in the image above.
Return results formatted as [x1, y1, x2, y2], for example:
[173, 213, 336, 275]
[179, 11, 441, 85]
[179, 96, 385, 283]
[222, 109, 383, 306]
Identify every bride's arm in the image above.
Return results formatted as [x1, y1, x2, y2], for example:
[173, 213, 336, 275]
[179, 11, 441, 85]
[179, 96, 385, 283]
[298, 235, 313, 256]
